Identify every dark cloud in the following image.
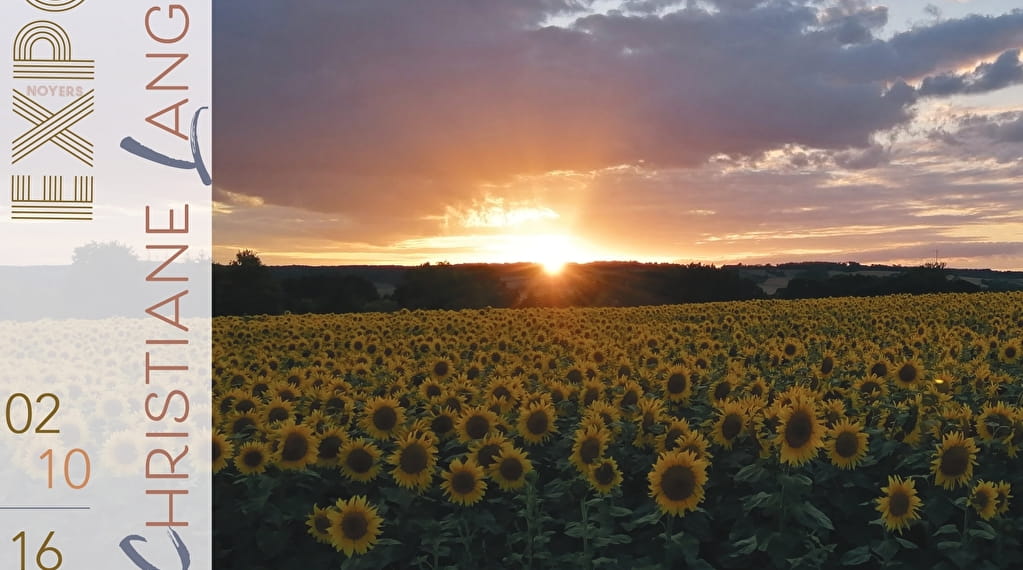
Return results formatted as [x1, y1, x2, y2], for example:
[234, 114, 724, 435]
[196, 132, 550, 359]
[919, 49, 1023, 96]
[834, 143, 890, 170]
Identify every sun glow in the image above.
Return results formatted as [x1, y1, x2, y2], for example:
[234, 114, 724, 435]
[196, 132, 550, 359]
[491, 233, 596, 272]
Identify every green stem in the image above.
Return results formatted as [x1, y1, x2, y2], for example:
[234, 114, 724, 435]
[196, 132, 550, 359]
[526, 479, 537, 569]
[665, 514, 675, 565]
[962, 503, 971, 548]
[459, 516, 474, 567]
[582, 495, 593, 570]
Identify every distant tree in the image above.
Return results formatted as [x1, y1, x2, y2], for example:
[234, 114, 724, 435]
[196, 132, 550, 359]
[66, 241, 142, 317]
[71, 240, 138, 266]
[213, 250, 283, 316]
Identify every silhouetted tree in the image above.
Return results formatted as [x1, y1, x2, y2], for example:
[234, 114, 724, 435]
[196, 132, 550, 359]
[213, 250, 283, 315]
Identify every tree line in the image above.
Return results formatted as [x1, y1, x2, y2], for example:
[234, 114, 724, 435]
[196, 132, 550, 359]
[212, 252, 998, 317]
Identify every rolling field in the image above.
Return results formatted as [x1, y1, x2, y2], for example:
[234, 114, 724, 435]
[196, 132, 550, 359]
[212, 292, 1023, 569]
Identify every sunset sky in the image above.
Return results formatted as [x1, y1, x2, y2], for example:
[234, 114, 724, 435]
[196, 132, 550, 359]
[213, 0, 1023, 270]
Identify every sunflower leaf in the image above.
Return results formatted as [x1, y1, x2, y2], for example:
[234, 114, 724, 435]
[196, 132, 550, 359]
[733, 535, 758, 555]
[840, 545, 872, 566]
[796, 503, 834, 531]
[872, 539, 898, 561]
[967, 528, 996, 541]
[734, 463, 766, 483]
[894, 537, 918, 550]
[933, 524, 959, 536]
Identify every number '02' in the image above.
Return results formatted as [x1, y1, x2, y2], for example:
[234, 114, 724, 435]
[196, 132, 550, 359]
[4, 394, 60, 434]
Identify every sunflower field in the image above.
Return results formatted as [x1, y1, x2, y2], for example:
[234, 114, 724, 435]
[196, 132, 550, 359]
[212, 291, 1023, 569]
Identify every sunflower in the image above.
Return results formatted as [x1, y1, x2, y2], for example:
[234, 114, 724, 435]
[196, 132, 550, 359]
[315, 427, 348, 468]
[648, 450, 708, 516]
[827, 419, 869, 469]
[339, 439, 382, 482]
[975, 402, 1015, 442]
[853, 375, 887, 401]
[710, 400, 746, 450]
[517, 401, 558, 445]
[892, 358, 925, 389]
[306, 504, 334, 545]
[662, 366, 693, 403]
[361, 397, 405, 440]
[429, 357, 454, 380]
[710, 377, 733, 402]
[489, 447, 533, 491]
[456, 406, 500, 442]
[656, 419, 693, 453]
[776, 397, 825, 466]
[234, 441, 271, 475]
[223, 411, 261, 439]
[226, 389, 259, 415]
[428, 408, 458, 441]
[469, 434, 514, 469]
[997, 339, 1020, 364]
[931, 431, 978, 490]
[273, 421, 319, 470]
[970, 481, 999, 520]
[327, 496, 383, 556]
[891, 397, 924, 446]
[818, 353, 837, 378]
[389, 433, 438, 492]
[617, 380, 643, 409]
[866, 357, 892, 381]
[419, 379, 445, 401]
[876, 475, 922, 534]
[486, 378, 522, 412]
[570, 425, 610, 473]
[578, 380, 605, 407]
[587, 457, 623, 495]
[262, 396, 294, 426]
[633, 397, 666, 449]
[212, 431, 233, 473]
[1007, 419, 1023, 458]
[994, 481, 1012, 515]
[675, 431, 713, 461]
[441, 458, 487, 506]
[746, 377, 769, 399]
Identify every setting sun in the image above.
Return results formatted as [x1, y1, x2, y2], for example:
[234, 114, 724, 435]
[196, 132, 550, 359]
[497, 233, 591, 274]
[541, 258, 566, 275]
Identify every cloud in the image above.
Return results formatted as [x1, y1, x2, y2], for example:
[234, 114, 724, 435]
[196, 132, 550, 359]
[919, 49, 1023, 96]
[214, 2, 1023, 219]
[211, 2, 1023, 269]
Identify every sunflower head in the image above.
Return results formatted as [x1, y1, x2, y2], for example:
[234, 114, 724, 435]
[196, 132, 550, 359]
[361, 397, 405, 440]
[234, 441, 271, 476]
[876, 475, 922, 534]
[212, 431, 233, 474]
[571, 425, 610, 473]
[306, 504, 334, 545]
[339, 439, 382, 482]
[648, 450, 709, 516]
[518, 401, 558, 445]
[776, 397, 825, 467]
[931, 431, 978, 490]
[827, 419, 869, 470]
[441, 458, 487, 506]
[587, 457, 623, 495]
[389, 433, 438, 492]
[489, 447, 533, 491]
[970, 481, 999, 521]
[328, 496, 383, 556]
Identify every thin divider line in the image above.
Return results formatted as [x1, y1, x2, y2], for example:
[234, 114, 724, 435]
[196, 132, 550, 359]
[0, 506, 91, 510]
